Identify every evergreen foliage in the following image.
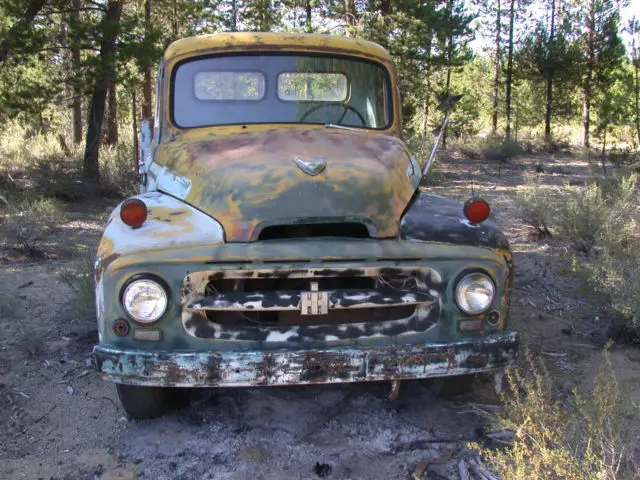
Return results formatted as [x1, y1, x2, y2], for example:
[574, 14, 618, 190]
[0, 0, 637, 181]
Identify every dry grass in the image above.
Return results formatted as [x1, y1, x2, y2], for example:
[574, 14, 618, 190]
[0, 122, 137, 202]
[563, 174, 640, 328]
[58, 249, 96, 314]
[556, 182, 611, 254]
[0, 196, 66, 256]
[475, 350, 638, 480]
[512, 173, 556, 237]
[16, 326, 45, 358]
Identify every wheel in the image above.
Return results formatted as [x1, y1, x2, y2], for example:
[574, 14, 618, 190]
[116, 383, 189, 419]
[429, 374, 476, 398]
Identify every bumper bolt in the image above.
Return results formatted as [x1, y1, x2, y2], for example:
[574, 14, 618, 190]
[113, 319, 130, 337]
[487, 310, 501, 326]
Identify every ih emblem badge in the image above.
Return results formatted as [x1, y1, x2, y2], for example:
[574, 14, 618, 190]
[294, 156, 326, 176]
[300, 282, 329, 315]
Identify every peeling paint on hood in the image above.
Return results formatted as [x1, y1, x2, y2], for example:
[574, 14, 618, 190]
[153, 128, 416, 242]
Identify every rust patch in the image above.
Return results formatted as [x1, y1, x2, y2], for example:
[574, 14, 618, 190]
[154, 128, 414, 242]
[93, 331, 519, 387]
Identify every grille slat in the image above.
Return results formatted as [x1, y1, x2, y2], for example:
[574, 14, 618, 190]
[188, 288, 433, 312]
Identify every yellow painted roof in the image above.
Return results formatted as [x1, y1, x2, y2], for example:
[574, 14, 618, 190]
[164, 32, 392, 63]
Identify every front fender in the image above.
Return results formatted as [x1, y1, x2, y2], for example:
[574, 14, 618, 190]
[94, 192, 225, 341]
[399, 191, 509, 249]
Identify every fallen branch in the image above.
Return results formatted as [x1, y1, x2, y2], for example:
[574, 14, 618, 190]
[393, 438, 474, 452]
[412, 447, 453, 479]
[458, 459, 470, 480]
[468, 459, 499, 480]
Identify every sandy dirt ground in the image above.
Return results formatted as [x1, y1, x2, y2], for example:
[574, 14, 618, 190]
[1, 152, 639, 480]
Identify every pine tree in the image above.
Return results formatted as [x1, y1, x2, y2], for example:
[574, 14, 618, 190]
[577, 0, 625, 148]
[628, 17, 640, 147]
[83, 0, 122, 185]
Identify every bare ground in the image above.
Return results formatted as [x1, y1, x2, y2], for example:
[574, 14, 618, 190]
[1, 152, 639, 480]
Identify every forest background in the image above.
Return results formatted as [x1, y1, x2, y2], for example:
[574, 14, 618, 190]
[0, 0, 638, 190]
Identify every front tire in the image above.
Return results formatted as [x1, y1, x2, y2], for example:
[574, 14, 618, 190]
[116, 384, 186, 419]
[429, 374, 476, 398]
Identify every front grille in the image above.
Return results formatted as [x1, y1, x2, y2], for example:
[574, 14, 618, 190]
[181, 266, 442, 343]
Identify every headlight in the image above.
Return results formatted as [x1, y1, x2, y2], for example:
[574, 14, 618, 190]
[122, 278, 168, 323]
[455, 273, 495, 315]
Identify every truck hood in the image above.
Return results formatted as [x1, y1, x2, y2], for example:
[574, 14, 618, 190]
[153, 128, 418, 242]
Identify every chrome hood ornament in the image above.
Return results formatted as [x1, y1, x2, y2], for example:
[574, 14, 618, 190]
[294, 156, 326, 176]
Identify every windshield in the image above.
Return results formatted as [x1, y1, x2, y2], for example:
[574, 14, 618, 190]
[172, 54, 392, 129]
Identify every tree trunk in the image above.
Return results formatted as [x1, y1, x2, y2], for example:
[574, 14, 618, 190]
[172, 0, 178, 38]
[544, 0, 556, 145]
[305, 0, 312, 32]
[505, 0, 515, 139]
[344, 0, 357, 36]
[632, 23, 640, 147]
[421, 35, 433, 136]
[132, 90, 139, 172]
[583, 78, 592, 148]
[442, 66, 452, 149]
[231, 0, 238, 31]
[442, 0, 453, 149]
[259, 0, 272, 32]
[601, 128, 607, 176]
[491, 0, 501, 135]
[582, 0, 595, 148]
[142, 0, 153, 129]
[83, 1, 122, 185]
[71, 0, 83, 144]
[106, 82, 118, 145]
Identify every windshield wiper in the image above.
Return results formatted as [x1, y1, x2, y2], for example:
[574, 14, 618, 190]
[324, 123, 368, 132]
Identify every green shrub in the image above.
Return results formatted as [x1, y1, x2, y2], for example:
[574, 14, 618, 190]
[557, 183, 609, 254]
[481, 136, 525, 176]
[513, 173, 555, 237]
[17, 326, 44, 358]
[475, 351, 635, 480]
[557, 174, 638, 256]
[482, 136, 524, 161]
[58, 249, 96, 314]
[99, 138, 137, 198]
[0, 196, 66, 256]
[559, 174, 640, 328]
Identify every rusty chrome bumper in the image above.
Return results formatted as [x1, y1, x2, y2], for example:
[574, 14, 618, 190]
[93, 331, 518, 387]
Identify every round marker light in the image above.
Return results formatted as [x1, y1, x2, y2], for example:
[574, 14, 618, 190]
[463, 198, 490, 223]
[455, 272, 495, 315]
[122, 279, 168, 323]
[120, 198, 147, 228]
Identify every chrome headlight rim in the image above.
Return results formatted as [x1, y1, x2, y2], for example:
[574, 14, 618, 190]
[120, 274, 170, 324]
[454, 271, 496, 316]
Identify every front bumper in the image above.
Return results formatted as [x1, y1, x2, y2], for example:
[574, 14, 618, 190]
[93, 331, 518, 387]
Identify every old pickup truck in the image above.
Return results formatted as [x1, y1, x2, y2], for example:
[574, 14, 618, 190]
[92, 32, 518, 419]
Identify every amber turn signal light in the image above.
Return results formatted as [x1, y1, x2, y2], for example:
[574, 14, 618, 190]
[463, 198, 490, 223]
[120, 198, 148, 228]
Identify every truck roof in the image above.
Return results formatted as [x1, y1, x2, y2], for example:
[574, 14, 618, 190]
[164, 32, 393, 64]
